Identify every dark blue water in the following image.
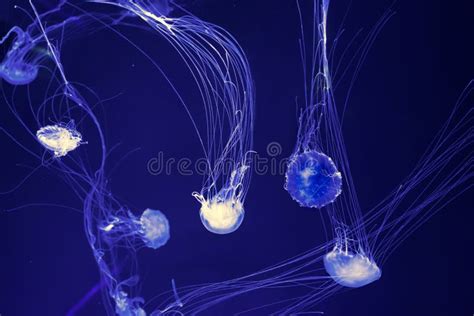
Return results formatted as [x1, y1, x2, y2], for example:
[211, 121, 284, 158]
[0, 0, 472, 315]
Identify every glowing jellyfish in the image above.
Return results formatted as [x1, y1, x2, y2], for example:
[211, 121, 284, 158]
[0, 0, 243, 314]
[155, 1, 471, 314]
[0, 26, 39, 85]
[0, 3, 163, 315]
[1, 0, 472, 315]
[198, 199, 245, 235]
[2, 0, 253, 313]
[100, 208, 170, 251]
[139, 208, 170, 249]
[285, 151, 342, 208]
[102, 0, 255, 235]
[36, 122, 84, 157]
[284, 0, 342, 209]
[287, 0, 378, 286]
[2, 0, 254, 315]
[112, 289, 146, 316]
[323, 247, 381, 288]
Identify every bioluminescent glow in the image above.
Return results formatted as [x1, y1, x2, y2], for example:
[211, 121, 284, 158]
[0, 0, 472, 315]
[323, 247, 381, 288]
[1, 0, 253, 314]
[284, 0, 342, 210]
[36, 122, 84, 157]
[285, 150, 342, 208]
[139, 209, 170, 249]
[0, 27, 40, 85]
[97, 0, 255, 235]
[99, 208, 170, 251]
[151, 1, 472, 314]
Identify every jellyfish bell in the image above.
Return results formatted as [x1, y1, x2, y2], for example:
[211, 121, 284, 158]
[200, 198, 245, 235]
[285, 150, 342, 208]
[0, 61, 38, 85]
[138, 208, 170, 249]
[113, 290, 146, 316]
[0, 26, 40, 85]
[323, 248, 381, 288]
[193, 165, 248, 235]
[194, 193, 245, 235]
[36, 122, 84, 157]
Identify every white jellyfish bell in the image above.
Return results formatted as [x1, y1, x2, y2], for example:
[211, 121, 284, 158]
[36, 121, 85, 157]
[324, 247, 382, 288]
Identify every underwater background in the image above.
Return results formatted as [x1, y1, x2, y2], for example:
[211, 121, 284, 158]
[0, 0, 472, 315]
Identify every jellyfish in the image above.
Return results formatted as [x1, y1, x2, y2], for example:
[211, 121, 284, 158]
[0, 26, 39, 85]
[1, 0, 252, 314]
[285, 0, 382, 288]
[285, 151, 342, 208]
[139, 208, 170, 249]
[112, 290, 146, 316]
[284, 0, 342, 209]
[1, 0, 471, 315]
[151, 1, 472, 314]
[97, 0, 255, 234]
[101, 208, 171, 250]
[0, 2, 173, 315]
[323, 246, 381, 288]
[36, 121, 84, 157]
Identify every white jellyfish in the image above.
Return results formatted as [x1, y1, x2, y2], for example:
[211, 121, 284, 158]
[102, 0, 255, 235]
[36, 122, 84, 157]
[193, 166, 248, 234]
[100, 208, 171, 251]
[323, 247, 381, 288]
[139, 208, 170, 250]
[197, 195, 245, 235]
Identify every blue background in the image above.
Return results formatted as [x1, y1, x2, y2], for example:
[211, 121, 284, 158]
[0, 0, 472, 315]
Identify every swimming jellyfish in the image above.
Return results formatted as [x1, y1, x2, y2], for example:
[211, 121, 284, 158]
[323, 246, 381, 288]
[2, 0, 471, 315]
[100, 0, 255, 234]
[2, 0, 251, 314]
[157, 2, 472, 313]
[290, 0, 380, 287]
[36, 122, 84, 157]
[139, 208, 170, 249]
[0, 26, 39, 85]
[284, 1, 342, 209]
[285, 151, 342, 208]
[0, 2, 177, 315]
[194, 167, 248, 234]
[101, 208, 171, 250]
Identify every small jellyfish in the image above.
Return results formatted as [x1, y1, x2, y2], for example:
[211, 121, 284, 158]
[138, 208, 170, 250]
[194, 166, 247, 234]
[0, 62, 38, 85]
[36, 123, 84, 157]
[285, 150, 342, 208]
[198, 197, 245, 235]
[0, 26, 39, 85]
[100, 208, 170, 250]
[323, 248, 381, 288]
[113, 290, 146, 316]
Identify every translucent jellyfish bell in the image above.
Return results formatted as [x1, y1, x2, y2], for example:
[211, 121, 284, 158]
[113, 290, 146, 316]
[323, 248, 381, 288]
[285, 150, 342, 208]
[36, 123, 83, 157]
[0, 26, 39, 85]
[0, 62, 38, 85]
[139, 209, 170, 249]
[195, 195, 245, 235]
